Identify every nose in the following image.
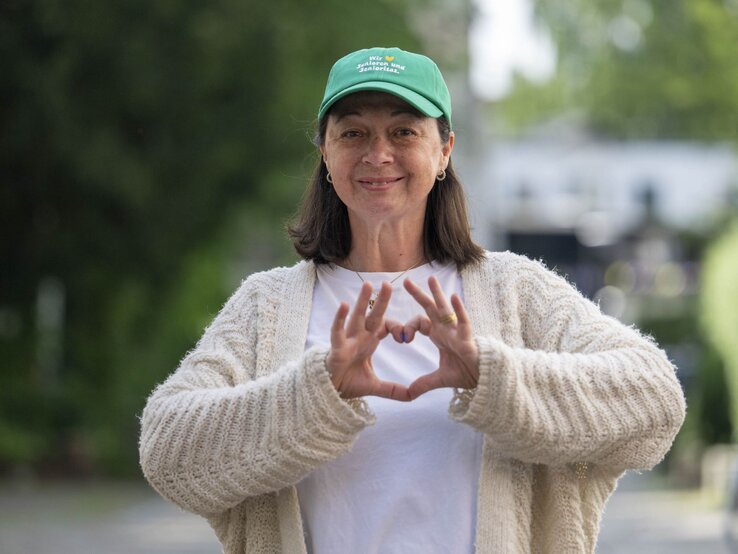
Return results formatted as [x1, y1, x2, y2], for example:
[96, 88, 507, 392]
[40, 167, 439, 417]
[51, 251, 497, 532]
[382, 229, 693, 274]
[362, 135, 393, 166]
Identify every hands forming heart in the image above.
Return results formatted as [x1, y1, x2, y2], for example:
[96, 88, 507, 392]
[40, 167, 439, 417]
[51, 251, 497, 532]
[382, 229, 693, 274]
[325, 276, 480, 402]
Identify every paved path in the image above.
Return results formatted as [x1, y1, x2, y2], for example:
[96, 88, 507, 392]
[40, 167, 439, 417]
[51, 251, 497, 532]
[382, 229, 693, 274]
[0, 481, 220, 553]
[598, 473, 732, 553]
[0, 473, 734, 553]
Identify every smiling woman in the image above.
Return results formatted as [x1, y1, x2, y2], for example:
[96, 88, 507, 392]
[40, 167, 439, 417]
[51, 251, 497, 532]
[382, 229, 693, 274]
[321, 93, 452, 235]
[139, 47, 686, 554]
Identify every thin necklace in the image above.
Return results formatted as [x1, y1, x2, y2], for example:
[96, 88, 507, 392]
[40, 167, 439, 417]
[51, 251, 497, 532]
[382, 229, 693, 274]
[352, 258, 424, 309]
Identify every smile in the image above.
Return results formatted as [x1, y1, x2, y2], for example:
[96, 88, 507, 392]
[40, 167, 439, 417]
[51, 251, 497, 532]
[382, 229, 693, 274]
[357, 176, 403, 188]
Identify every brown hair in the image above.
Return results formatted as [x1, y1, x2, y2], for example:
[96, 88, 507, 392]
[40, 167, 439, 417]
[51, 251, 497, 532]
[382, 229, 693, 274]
[287, 95, 485, 268]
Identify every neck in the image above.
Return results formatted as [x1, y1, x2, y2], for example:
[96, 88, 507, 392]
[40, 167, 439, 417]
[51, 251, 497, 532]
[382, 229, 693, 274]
[344, 217, 425, 272]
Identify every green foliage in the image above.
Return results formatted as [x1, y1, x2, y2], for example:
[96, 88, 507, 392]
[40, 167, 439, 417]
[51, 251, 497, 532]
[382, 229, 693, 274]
[693, 347, 733, 445]
[638, 299, 733, 451]
[502, 0, 738, 140]
[1, 0, 424, 475]
[701, 221, 738, 434]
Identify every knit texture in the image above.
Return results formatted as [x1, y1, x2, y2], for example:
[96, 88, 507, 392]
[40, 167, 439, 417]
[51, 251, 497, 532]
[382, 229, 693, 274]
[139, 252, 685, 553]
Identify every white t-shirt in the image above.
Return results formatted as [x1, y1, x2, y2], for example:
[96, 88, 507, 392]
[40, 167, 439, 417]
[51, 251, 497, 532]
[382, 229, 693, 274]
[297, 261, 483, 554]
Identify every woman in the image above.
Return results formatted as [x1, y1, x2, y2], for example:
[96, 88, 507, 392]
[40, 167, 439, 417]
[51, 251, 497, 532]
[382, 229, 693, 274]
[139, 47, 686, 553]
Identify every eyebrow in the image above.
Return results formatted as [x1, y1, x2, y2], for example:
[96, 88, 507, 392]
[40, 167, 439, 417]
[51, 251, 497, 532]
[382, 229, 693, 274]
[334, 111, 359, 122]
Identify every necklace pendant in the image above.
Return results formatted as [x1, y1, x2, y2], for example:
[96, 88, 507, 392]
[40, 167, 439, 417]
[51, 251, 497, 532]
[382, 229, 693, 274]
[352, 257, 424, 311]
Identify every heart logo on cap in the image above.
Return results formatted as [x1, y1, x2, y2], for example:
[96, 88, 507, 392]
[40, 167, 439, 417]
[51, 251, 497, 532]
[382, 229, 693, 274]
[385, 56, 395, 62]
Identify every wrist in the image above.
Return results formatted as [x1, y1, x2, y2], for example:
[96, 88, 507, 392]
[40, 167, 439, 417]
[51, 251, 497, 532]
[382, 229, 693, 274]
[465, 342, 480, 388]
[325, 354, 343, 395]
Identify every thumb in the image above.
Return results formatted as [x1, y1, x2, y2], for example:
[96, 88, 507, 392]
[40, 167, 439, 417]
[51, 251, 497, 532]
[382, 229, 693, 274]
[408, 369, 445, 400]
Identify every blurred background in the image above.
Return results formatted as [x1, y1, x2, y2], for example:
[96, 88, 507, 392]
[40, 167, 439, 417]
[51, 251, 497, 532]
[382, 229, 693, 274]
[2, 0, 738, 551]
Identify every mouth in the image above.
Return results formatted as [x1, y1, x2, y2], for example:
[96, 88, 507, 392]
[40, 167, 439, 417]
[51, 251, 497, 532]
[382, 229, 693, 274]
[357, 176, 403, 187]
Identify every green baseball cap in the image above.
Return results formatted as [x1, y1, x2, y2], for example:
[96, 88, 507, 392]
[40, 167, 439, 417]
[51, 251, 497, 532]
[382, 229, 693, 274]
[318, 47, 452, 128]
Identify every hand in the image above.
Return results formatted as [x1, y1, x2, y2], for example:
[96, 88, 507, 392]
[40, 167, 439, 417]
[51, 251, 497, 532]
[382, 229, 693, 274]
[326, 281, 411, 401]
[390, 276, 479, 400]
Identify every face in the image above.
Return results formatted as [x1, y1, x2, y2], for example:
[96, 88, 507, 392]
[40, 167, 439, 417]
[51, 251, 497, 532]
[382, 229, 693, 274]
[320, 92, 454, 228]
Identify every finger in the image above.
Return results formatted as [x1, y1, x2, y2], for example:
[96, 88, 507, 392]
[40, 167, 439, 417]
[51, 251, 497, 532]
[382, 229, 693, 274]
[330, 302, 349, 348]
[403, 278, 437, 316]
[347, 282, 373, 333]
[372, 380, 412, 402]
[385, 318, 405, 343]
[405, 314, 432, 339]
[408, 370, 446, 400]
[428, 276, 453, 320]
[365, 281, 392, 331]
[451, 294, 473, 338]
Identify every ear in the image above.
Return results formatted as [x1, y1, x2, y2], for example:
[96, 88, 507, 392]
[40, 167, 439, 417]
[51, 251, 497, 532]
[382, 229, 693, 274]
[440, 131, 454, 170]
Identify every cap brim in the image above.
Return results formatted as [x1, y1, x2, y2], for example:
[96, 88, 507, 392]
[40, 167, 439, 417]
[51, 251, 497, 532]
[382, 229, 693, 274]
[318, 81, 443, 121]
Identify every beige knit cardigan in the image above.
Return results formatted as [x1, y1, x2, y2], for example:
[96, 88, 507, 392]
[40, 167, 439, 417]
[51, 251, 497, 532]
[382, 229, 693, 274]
[139, 252, 685, 553]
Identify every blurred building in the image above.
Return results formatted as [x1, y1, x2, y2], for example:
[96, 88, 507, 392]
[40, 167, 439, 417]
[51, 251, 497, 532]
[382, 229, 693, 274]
[480, 137, 737, 238]
[465, 132, 738, 325]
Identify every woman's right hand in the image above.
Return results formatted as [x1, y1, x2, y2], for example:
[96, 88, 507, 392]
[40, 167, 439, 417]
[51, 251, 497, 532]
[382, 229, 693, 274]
[326, 281, 411, 402]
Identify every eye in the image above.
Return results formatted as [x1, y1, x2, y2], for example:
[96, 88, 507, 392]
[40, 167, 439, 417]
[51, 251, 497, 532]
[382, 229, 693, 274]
[340, 129, 363, 138]
[395, 127, 417, 138]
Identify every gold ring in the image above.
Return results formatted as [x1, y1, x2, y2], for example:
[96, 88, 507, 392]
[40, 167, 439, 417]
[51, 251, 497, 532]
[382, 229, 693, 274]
[440, 312, 458, 325]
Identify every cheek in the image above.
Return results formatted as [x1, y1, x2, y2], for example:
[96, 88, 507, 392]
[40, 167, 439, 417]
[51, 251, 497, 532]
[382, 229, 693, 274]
[325, 150, 354, 175]
[410, 148, 443, 177]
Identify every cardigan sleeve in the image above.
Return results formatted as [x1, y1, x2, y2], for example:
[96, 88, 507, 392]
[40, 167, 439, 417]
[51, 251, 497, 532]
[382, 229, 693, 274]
[138, 273, 374, 517]
[450, 256, 686, 472]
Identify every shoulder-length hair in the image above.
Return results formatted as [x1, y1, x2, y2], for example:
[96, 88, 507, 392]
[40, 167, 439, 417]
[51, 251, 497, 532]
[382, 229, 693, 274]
[287, 103, 485, 269]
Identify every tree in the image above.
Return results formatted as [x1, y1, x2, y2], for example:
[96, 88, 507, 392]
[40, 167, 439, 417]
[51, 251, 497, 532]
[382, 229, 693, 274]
[501, 0, 738, 140]
[0, 0, 425, 475]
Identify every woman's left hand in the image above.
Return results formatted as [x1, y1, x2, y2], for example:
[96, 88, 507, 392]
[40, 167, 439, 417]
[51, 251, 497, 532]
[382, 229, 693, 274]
[389, 276, 480, 400]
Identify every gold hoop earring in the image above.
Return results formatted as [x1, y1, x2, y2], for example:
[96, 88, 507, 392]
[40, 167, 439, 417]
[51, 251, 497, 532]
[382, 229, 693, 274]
[326, 172, 333, 184]
[436, 169, 446, 181]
